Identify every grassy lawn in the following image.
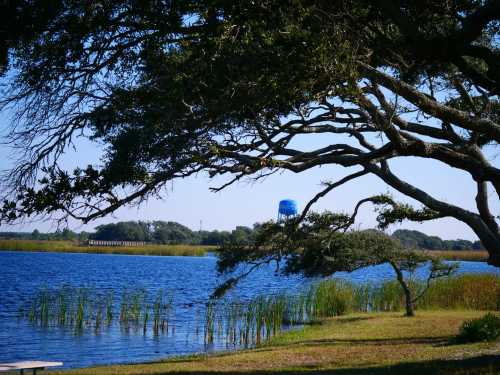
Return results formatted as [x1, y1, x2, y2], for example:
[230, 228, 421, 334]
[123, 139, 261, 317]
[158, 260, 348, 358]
[0, 240, 214, 256]
[53, 311, 499, 375]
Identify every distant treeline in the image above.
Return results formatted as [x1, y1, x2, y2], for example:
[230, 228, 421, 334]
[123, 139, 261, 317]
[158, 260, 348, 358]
[88, 221, 257, 245]
[0, 222, 483, 250]
[392, 229, 484, 251]
[0, 228, 83, 241]
[0, 221, 256, 246]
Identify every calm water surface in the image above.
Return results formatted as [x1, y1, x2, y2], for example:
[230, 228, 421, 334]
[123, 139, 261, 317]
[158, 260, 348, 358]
[0, 251, 498, 369]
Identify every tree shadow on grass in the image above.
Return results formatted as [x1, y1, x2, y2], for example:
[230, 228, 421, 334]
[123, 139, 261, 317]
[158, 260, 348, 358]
[331, 316, 376, 324]
[290, 335, 452, 346]
[251, 335, 452, 352]
[148, 354, 500, 375]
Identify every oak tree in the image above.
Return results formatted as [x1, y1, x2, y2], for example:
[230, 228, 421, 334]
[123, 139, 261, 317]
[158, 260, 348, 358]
[0, 1, 499, 264]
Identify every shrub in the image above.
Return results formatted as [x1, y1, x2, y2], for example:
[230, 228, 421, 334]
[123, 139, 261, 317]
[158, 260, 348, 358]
[456, 313, 500, 343]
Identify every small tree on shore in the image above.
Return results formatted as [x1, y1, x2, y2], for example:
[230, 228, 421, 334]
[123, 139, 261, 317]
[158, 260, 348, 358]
[215, 212, 457, 316]
[387, 254, 458, 316]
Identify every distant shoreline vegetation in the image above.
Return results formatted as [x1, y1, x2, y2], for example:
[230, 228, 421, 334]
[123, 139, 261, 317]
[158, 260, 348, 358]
[0, 239, 489, 262]
[0, 240, 212, 257]
[0, 221, 487, 259]
[392, 229, 484, 251]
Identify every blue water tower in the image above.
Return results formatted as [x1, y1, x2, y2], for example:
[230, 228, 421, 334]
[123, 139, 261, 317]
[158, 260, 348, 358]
[278, 199, 298, 222]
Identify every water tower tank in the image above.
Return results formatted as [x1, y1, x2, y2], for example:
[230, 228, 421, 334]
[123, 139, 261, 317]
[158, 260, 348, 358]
[278, 199, 298, 221]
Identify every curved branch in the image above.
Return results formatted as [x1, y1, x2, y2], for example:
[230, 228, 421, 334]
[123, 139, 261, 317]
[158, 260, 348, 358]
[365, 161, 500, 264]
[297, 169, 369, 223]
[360, 63, 500, 142]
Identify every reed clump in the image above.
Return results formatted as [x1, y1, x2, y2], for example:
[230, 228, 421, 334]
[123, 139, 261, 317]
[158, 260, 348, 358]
[204, 294, 290, 348]
[305, 279, 355, 319]
[21, 286, 174, 335]
[202, 286, 358, 348]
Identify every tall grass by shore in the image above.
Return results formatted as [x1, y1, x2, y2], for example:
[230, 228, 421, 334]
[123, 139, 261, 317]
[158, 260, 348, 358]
[204, 274, 499, 347]
[348, 274, 500, 313]
[18, 274, 499, 348]
[22, 287, 175, 335]
[0, 239, 212, 256]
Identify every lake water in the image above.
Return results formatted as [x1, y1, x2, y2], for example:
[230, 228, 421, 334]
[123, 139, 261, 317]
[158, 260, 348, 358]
[0, 251, 498, 369]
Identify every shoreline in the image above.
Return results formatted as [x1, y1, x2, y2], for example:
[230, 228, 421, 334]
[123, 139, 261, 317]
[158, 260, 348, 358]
[53, 310, 500, 374]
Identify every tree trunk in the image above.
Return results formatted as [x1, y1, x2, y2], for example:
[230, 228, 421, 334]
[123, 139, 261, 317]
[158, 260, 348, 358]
[487, 248, 500, 267]
[402, 286, 415, 317]
[389, 261, 415, 317]
[473, 225, 500, 267]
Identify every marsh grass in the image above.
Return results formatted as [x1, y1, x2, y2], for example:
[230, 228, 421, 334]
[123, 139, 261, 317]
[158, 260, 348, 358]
[202, 285, 361, 349]
[204, 294, 291, 348]
[0, 239, 211, 256]
[322, 274, 500, 313]
[417, 274, 500, 310]
[305, 279, 354, 318]
[203, 274, 499, 348]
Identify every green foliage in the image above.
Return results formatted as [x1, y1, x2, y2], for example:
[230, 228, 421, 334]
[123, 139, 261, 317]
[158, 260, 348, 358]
[228, 226, 255, 246]
[215, 211, 451, 293]
[216, 211, 359, 277]
[0, 228, 80, 241]
[152, 221, 195, 244]
[287, 229, 402, 276]
[92, 221, 152, 242]
[376, 203, 442, 230]
[215, 210, 462, 319]
[199, 230, 232, 246]
[457, 313, 500, 343]
[1, 226, 483, 251]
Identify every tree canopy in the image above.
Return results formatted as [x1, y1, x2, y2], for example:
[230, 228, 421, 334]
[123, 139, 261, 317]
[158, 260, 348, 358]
[0, 1, 499, 264]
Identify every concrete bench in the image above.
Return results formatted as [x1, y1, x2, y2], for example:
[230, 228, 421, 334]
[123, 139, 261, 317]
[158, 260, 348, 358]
[0, 361, 63, 374]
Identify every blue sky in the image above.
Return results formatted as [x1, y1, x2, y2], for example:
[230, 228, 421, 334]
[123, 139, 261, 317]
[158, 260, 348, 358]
[0, 123, 498, 241]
